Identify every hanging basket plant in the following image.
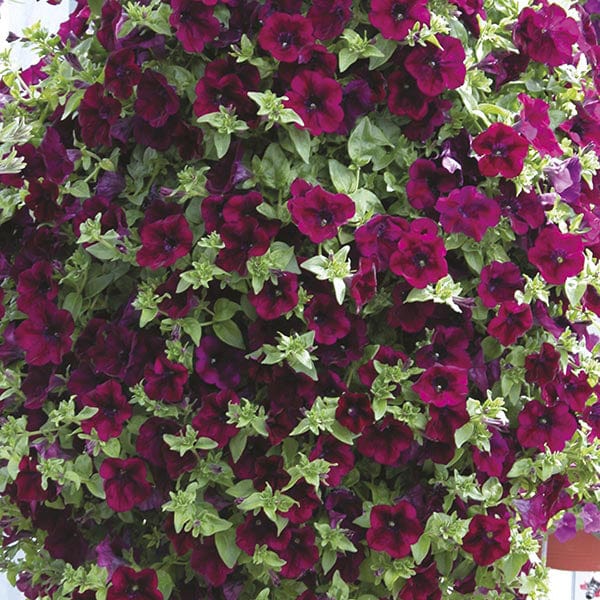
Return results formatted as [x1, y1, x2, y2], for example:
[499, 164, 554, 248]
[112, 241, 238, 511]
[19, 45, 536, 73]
[1, 0, 600, 599]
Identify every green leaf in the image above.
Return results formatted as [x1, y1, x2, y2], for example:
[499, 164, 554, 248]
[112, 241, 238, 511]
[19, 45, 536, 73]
[63, 292, 83, 321]
[214, 132, 231, 159]
[328, 159, 356, 194]
[369, 35, 397, 69]
[229, 430, 247, 463]
[156, 570, 174, 600]
[330, 421, 355, 445]
[454, 422, 474, 449]
[260, 143, 291, 189]
[338, 48, 359, 72]
[86, 474, 105, 499]
[564, 277, 587, 306]
[213, 321, 245, 349]
[411, 535, 431, 565]
[215, 528, 241, 569]
[213, 298, 240, 321]
[348, 117, 392, 168]
[350, 189, 384, 221]
[501, 552, 528, 583]
[100, 438, 121, 458]
[69, 180, 91, 198]
[322, 548, 337, 574]
[287, 127, 311, 163]
[181, 318, 202, 346]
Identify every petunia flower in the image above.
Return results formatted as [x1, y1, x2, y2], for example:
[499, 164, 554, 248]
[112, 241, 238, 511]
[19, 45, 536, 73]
[192, 390, 240, 448]
[104, 49, 141, 99]
[39, 127, 74, 185]
[190, 536, 233, 587]
[78, 83, 121, 148]
[99, 457, 153, 512]
[406, 158, 457, 211]
[134, 70, 180, 128]
[81, 380, 132, 441]
[194, 335, 245, 389]
[369, 0, 431, 41]
[387, 68, 433, 121]
[517, 400, 577, 452]
[284, 71, 344, 135]
[412, 364, 469, 407]
[307, 0, 352, 40]
[258, 12, 314, 62]
[136, 214, 193, 270]
[107, 566, 162, 600]
[487, 301, 533, 346]
[355, 214, 408, 271]
[235, 512, 291, 555]
[516, 94, 562, 157]
[248, 272, 299, 320]
[309, 434, 355, 486]
[279, 526, 319, 579]
[477, 261, 524, 308]
[399, 563, 441, 600]
[425, 404, 469, 443]
[524, 343, 560, 386]
[415, 326, 471, 369]
[462, 514, 511, 566]
[356, 415, 413, 464]
[527, 226, 584, 285]
[143, 355, 189, 403]
[169, 0, 219, 53]
[472, 123, 529, 178]
[366, 501, 423, 559]
[304, 293, 351, 344]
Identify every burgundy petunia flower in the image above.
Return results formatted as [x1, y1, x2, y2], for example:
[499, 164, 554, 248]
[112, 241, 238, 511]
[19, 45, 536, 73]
[477, 261, 524, 308]
[517, 401, 577, 452]
[192, 389, 239, 448]
[81, 380, 132, 441]
[143, 355, 188, 403]
[216, 218, 272, 275]
[387, 69, 433, 121]
[406, 158, 457, 211]
[356, 415, 413, 465]
[462, 514, 511, 566]
[399, 563, 441, 600]
[559, 101, 600, 148]
[472, 123, 529, 178]
[497, 182, 546, 236]
[236, 513, 291, 555]
[425, 404, 469, 443]
[39, 127, 73, 185]
[194, 335, 245, 389]
[415, 326, 471, 370]
[412, 365, 469, 407]
[366, 501, 424, 559]
[516, 94, 562, 157]
[16, 261, 58, 313]
[107, 566, 162, 600]
[335, 392, 373, 434]
[309, 434, 355, 486]
[248, 272, 299, 320]
[279, 526, 319, 579]
[134, 70, 180, 128]
[99, 457, 153, 513]
[104, 49, 141, 99]
[78, 83, 121, 148]
[389, 218, 448, 288]
[349, 257, 378, 310]
[304, 293, 351, 344]
[190, 537, 233, 587]
[528, 226, 585, 285]
[15, 301, 74, 366]
[404, 34, 466, 96]
[369, 0, 431, 41]
[355, 214, 408, 271]
[136, 214, 193, 269]
[258, 12, 314, 62]
[524, 343, 560, 386]
[513, 4, 579, 67]
[284, 71, 344, 135]
[307, 0, 352, 40]
[436, 186, 501, 242]
[288, 179, 354, 243]
[472, 429, 515, 480]
[487, 301, 533, 346]
[96, 0, 122, 51]
[15, 456, 50, 502]
[169, 0, 220, 53]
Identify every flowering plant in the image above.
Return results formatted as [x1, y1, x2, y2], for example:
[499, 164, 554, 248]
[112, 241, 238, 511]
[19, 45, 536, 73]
[1, 0, 600, 598]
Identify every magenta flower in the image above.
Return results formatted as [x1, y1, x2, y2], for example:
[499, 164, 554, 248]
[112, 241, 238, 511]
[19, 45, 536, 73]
[477, 261, 524, 308]
[134, 70, 180, 128]
[99, 457, 152, 512]
[472, 430, 514, 479]
[487, 301, 533, 346]
[366, 501, 423, 559]
[389, 218, 448, 288]
[559, 102, 600, 148]
[436, 186, 501, 242]
[309, 434, 354, 486]
[517, 401, 577, 452]
[425, 404, 469, 444]
[107, 566, 162, 600]
[516, 94, 562, 157]
[412, 365, 469, 407]
[399, 563, 441, 600]
[406, 158, 457, 211]
[194, 335, 245, 389]
[415, 326, 471, 370]
[15, 456, 50, 502]
[15, 301, 74, 366]
[462, 514, 510, 566]
[16, 261, 58, 313]
[39, 127, 73, 185]
[190, 537, 233, 587]
[472, 123, 529, 178]
[216, 218, 272, 275]
[236, 513, 291, 555]
[288, 179, 354, 243]
[248, 272, 299, 320]
[192, 389, 239, 448]
[304, 293, 351, 344]
[528, 226, 584, 285]
[136, 214, 193, 269]
[258, 12, 314, 62]
[307, 0, 352, 40]
[369, 0, 430, 41]
[525, 343, 560, 386]
[284, 71, 344, 135]
[143, 355, 188, 403]
[279, 526, 319, 579]
[81, 380, 132, 441]
[169, 0, 219, 53]
[356, 415, 413, 465]
[355, 214, 408, 271]
[349, 257, 378, 310]
[513, 4, 579, 67]
[104, 49, 141, 99]
[78, 83, 121, 147]
[387, 69, 433, 121]
[404, 35, 466, 96]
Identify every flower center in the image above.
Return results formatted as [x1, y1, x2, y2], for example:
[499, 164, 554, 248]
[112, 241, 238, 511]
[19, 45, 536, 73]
[319, 211, 333, 227]
[433, 376, 448, 393]
[550, 250, 566, 265]
[413, 252, 429, 269]
[278, 32, 294, 50]
[391, 2, 405, 20]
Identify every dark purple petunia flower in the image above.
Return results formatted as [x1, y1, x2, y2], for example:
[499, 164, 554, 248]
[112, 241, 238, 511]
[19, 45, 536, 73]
[304, 293, 351, 344]
[107, 566, 162, 600]
[307, 0, 352, 40]
[195, 336, 245, 389]
[462, 514, 511, 566]
[15, 456, 50, 502]
[169, 0, 220, 53]
[258, 12, 314, 62]
[279, 526, 319, 579]
[412, 364, 469, 407]
[387, 68, 433, 121]
[404, 34, 466, 96]
[472, 429, 515, 480]
[436, 186, 501, 242]
[517, 400, 577, 452]
[425, 403, 469, 443]
[136, 214, 193, 269]
[288, 179, 354, 243]
[190, 537, 233, 587]
[104, 49, 141, 99]
[134, 70, 180, 128]
[16, 261, 58, 313]
[513, 3, 579, 67]
[477, 261, 524, 308]
[81, 380, 132, 441]
[399, 562, 441, 600]
[285, 70, 344, 135]
[355, 214, 408, 271]
[336, 392, 373, 434]
[528, 226, 585, 285]
[545, 157, 581, 205]
[39, 127, 74, 185]
[309, 434, 354, 486]
[366, 501, 423, 559]
[349, 257, 378, 310]
[96, 0, 123, 51]
[25, 179, 62, 223]
[516, 94, 562, 157]
[496, 182, 546, 235]
[415, 326, 471, 370]
[100, 457, 153, 512]
[559, 101, 600, 147]
[78, 83, 121, 147]
[369, 0, 430, 41]
[15, 301, 74, 366]
[356, 415, 413, 465]
[406, 158, 457, 211]
[143, 355, 188, 403]
[524, 342, 560, 386]
[478, 50, 530, 90]
[192, 389, 239, 447]
[487, 301, 533, 346]
[472, 122, 529, 178]
[248, 272, 299, 320]
[216, 218, 273, 275]
[236, 513, 291, 555]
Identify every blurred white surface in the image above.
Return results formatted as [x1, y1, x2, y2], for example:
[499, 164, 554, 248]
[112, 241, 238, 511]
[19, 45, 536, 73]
[0, 572, 22, 599]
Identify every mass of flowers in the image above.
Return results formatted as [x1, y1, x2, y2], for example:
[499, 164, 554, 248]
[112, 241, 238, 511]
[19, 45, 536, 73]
[1, 0, 600, 598]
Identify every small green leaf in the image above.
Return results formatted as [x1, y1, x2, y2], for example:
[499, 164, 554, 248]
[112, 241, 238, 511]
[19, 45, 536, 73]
[213, 298, 240, 321]
[214, 132, 231, 159]
[287, 127, 311, 163]
[328, 159, 356, 194]
[411, 535, 431, 565]
[454, 422, 474, 449]
[229, 430, 248, 463]
[213, 321, 245, 350]
[181, 318, 203, 346]
[215, 528, 241, 569]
